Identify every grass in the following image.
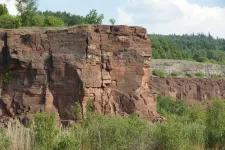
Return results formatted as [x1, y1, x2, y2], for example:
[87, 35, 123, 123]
[1, 96, 225, 150]
[152, 69, 166, 78]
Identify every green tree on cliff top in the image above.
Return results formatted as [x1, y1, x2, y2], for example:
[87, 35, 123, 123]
[0, 4, 9, 16]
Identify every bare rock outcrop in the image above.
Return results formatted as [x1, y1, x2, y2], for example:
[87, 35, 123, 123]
[0, 25, 156, 126]
[150, 77, 225, 102]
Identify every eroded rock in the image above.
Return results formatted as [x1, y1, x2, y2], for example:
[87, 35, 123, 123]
[0, 25, 156, 126]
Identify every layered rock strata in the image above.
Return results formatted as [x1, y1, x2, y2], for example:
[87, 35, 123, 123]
[0, 25, 156, 126]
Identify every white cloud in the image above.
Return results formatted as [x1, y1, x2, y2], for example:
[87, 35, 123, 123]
[0, 0, 17, 15]
[118, 0, 225, 38]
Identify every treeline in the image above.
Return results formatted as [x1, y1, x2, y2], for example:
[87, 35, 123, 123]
[150, 33, 225, 64]
[0, 0, 104, 28]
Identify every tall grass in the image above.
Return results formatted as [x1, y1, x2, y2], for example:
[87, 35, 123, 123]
[0, 96, 225, 150]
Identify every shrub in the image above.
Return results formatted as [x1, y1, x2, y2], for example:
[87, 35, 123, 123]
[210, 75, 224, 79]
[86, 98, 95, 114]
[154, 122, 205, 150]
[81, 113, 154, 150]
[152, 70, 166, 78]
[69, 102, 83, 121]
[0, 15, 21, 29]
[33, 112, 57, 150]
[0, 128, 11, 150]
[3, 69, 15, 84]
[44, 16, 64, 27]
[31, 14, 45, 26]
[185, 73, 195, 78]
[157, 95, 188, 117]
[196, 57, 209, 63]
[195, 72, 205, 78]
[205, 100, 225, 149]
[170, 71, 182, 77]
[55, 124, 81, 150]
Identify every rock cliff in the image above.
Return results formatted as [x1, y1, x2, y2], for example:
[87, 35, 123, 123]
[150, 77, 225, 102]
[0, 25, 156, 127]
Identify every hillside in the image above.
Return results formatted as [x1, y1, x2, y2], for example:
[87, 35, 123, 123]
[149, 34, 225, 64]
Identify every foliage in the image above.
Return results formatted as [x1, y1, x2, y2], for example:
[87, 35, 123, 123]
[109, 18, 116, 25]
[170, 71, 182, 77]
[86, 98, 95, 114]
[44, 16, 64, 27]
[55, 124, 81, 150]
[157, 95, 188, 117]
[0, 128, 11, 150]
[195, 72, 205, 78]
[81, 113, 154, 150]
[85, 9, 104, 24]
[2, 68, 15, 83]
[33, 112, 57, 150]
[41, 10, 86, 26]
[15, 0, 38, 26]
[70, 102, 83, 121]
[185, 73, 195, 78]
[205, 100, 225, 148]
[30, 14, 45, 26]
[152, 69, 166, 78]
[1, 100, 225, 150]
[0, 15, 21, 29]
[0, 4, 8, 16]
[150, 33, 225, 64]
[196, 56, 209, 63]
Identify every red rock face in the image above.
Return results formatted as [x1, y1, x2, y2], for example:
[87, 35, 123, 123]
[0, 25, 156, 126]
[150, 77, 225, 101]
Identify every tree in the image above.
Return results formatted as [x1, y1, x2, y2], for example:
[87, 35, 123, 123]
[85, 9, 104, 24]
[0, 15, 21, 28]
[15, 0, 38, 26]
[0, 4, 8, 16]
[109, 18, 116, 25]
[31, 14, 45, 26]
[44, 16, 64, 27]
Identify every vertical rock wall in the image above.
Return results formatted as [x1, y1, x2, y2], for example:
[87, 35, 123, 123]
[0, 25, 156, 126]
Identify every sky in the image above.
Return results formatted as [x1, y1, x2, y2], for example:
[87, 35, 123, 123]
[1, 0, 225, 38]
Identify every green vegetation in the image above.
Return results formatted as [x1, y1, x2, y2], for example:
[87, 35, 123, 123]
[0, 1, 104, 29]
[195, 72, 205, 78]
[185, 73, 195, 78]
[84, 9, 104, 24]
[33, 113, 57, 150]
[109, 18, 116, 25]
[152, 69, 166, 78]
[170, 71, 182, 77]
[0, 15, 21, 29]
[1, 96, 225, 149]
[0, 4, 8, 16]
[2, 69, 15, 84]
[150, 34, 225, 65]
[0, 128, 11, 150]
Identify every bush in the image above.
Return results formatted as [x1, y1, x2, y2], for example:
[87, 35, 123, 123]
[152, 70, 166, 78]
[31, 14, 45, 26]
[196, 57, 209, 63]
[33, 112, 57, 150]
[195, 72, 205, 78]
[205, 100, 225, 149]
[154, 122, 205, 150]
[0, 15, 21, 29]
[81, 113, 154, 150]
[55, 124, 81, 150]
[157, 95, 188, 117]
[44, 16, 64, 27]
[185, 73, 195, 78]
[86, 98, 95, 114]
[170, 71, 182, 77]
[0, 128, 11, 150]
